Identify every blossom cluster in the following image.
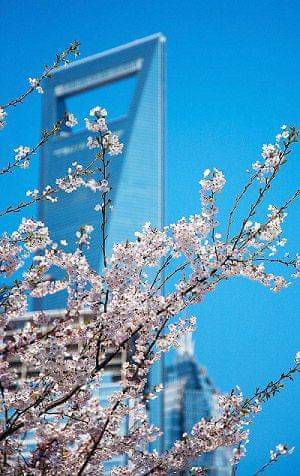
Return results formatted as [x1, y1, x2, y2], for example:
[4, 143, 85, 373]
[86, 106, 123, 156]
[252, 125, 299, 183]
[65, 112, 78, 128]
[270, 443, 294, 460]
[29, 77, 44, 94]
[0, 218, 50, 277]
[14, 145, 31, 168]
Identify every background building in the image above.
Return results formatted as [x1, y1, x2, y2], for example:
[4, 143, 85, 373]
[164, 335, 231, 475]
[4, 310, 127, 470]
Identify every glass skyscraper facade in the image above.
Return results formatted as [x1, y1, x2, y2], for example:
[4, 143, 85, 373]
[35, 33, 165, 312]
[164, 337, 231, 475]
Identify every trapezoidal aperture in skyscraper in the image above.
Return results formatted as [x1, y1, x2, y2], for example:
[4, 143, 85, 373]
[36, 34, 165, 310]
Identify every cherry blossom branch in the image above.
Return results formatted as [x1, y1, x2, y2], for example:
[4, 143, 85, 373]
[226, 169, 260, 241]
[238, 187, 300, 250]
[253, 444, 294, 475]
[232, 144, 289, 251]
[141, 360, 300, 476]
[0, 153, 98, 218]
[77, 317, 169, 475]
[150, 254, 172, 289]
[0, 118, 66, 176]
[0, 42, 79, 111]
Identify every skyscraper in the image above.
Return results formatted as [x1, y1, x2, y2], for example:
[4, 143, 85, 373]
[164, 335, 231, 475]
[36, 33, 165, 312]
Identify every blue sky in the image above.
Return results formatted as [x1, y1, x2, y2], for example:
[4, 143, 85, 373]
[0, 1, 299, 474]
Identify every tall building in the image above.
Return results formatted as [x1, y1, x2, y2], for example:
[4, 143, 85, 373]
[164, 335, 231, 475]
[36, 33, 165, 311]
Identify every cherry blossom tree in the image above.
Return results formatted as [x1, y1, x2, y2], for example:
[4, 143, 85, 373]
[0, 43, 299, 475]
